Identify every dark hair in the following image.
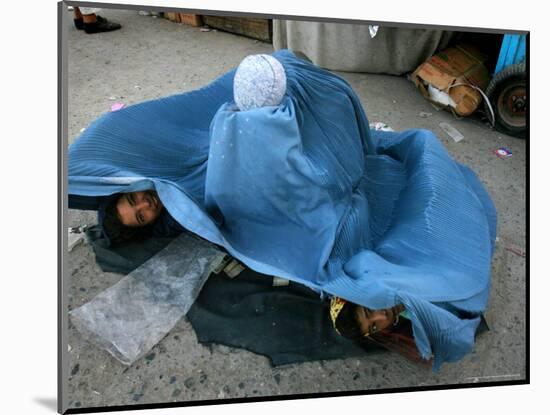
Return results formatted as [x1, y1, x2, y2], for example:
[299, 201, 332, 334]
[101, 195, 154, 245]
[334, 301, 363, 340]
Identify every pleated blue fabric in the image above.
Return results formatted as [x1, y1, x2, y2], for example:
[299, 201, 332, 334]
[68, 50, 497, 370]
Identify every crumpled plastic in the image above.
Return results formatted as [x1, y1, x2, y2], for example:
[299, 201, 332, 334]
[69, 232, 226, 365]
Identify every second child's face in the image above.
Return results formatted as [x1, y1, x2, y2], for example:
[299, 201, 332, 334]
[355, 305, 402, 336]
[116, 191, 163, 227]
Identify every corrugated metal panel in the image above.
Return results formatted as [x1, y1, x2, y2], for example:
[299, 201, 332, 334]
[494, 34, 526, 74]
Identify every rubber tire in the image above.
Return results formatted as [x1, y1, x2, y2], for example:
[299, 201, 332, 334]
[485, 62, 527, 138]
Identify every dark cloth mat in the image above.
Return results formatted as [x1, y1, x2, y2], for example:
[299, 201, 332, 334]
[84, 225, 176, 275]
[186, 268, 377, 366]
[83, 226, 380, 365]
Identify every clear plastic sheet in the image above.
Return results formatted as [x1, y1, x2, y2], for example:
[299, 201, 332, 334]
[69, 233, 226, 365]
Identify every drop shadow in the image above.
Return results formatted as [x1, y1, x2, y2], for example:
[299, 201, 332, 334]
[34, 397, 57, 412]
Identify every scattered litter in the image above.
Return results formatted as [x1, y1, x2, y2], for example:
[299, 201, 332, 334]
[419, 111, 432, 118]
[370, 122, 394, 132]
[68, 225, 91, 251]
[80, 128, 86, 133]
[68, 344, 72, 352]
[110, 102, 125, 112]
[200, 27, 211, 32]
[439, 122, 464, 143]
[68, 231, 84, 252]
[495, 147, 513, 159]
[368, 25, 379, 38]
[505, 244, 526, 258]
[92, 390, 101, 396]
[139, 11, 161, 17]
[224, 259, 245, 278]
[134, 85, 141, 89]
[212, 255, 231, 274]
[272, 277, 290, 287]
[108, 96, 117, 101]
[429, 85, 457, 108]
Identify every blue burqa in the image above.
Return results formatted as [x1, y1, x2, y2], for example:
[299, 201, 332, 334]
[68, 50, 497, 370]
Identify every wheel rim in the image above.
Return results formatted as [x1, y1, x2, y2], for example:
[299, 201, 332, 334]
[497, 81, 526, 129]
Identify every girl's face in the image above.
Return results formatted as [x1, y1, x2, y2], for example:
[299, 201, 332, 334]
[355, 305, 403, 336]
[116, 190, 163, 227]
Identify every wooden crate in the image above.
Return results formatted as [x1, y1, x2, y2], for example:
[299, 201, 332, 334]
[164, 12, 179, 22]
[202, 16, 272, 42]
[179, 13, 203, 27]
[164, 12, 203, 27]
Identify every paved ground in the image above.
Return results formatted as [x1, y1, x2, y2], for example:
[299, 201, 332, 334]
[63, 8, 526, 411]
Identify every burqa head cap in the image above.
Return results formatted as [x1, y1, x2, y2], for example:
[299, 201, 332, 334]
[233, 54, 287, 111]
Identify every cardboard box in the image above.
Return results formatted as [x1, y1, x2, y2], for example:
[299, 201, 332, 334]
[412, 44, 490, 116]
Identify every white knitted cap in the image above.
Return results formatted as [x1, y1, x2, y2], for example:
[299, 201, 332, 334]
[233, 54, 287, 111]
